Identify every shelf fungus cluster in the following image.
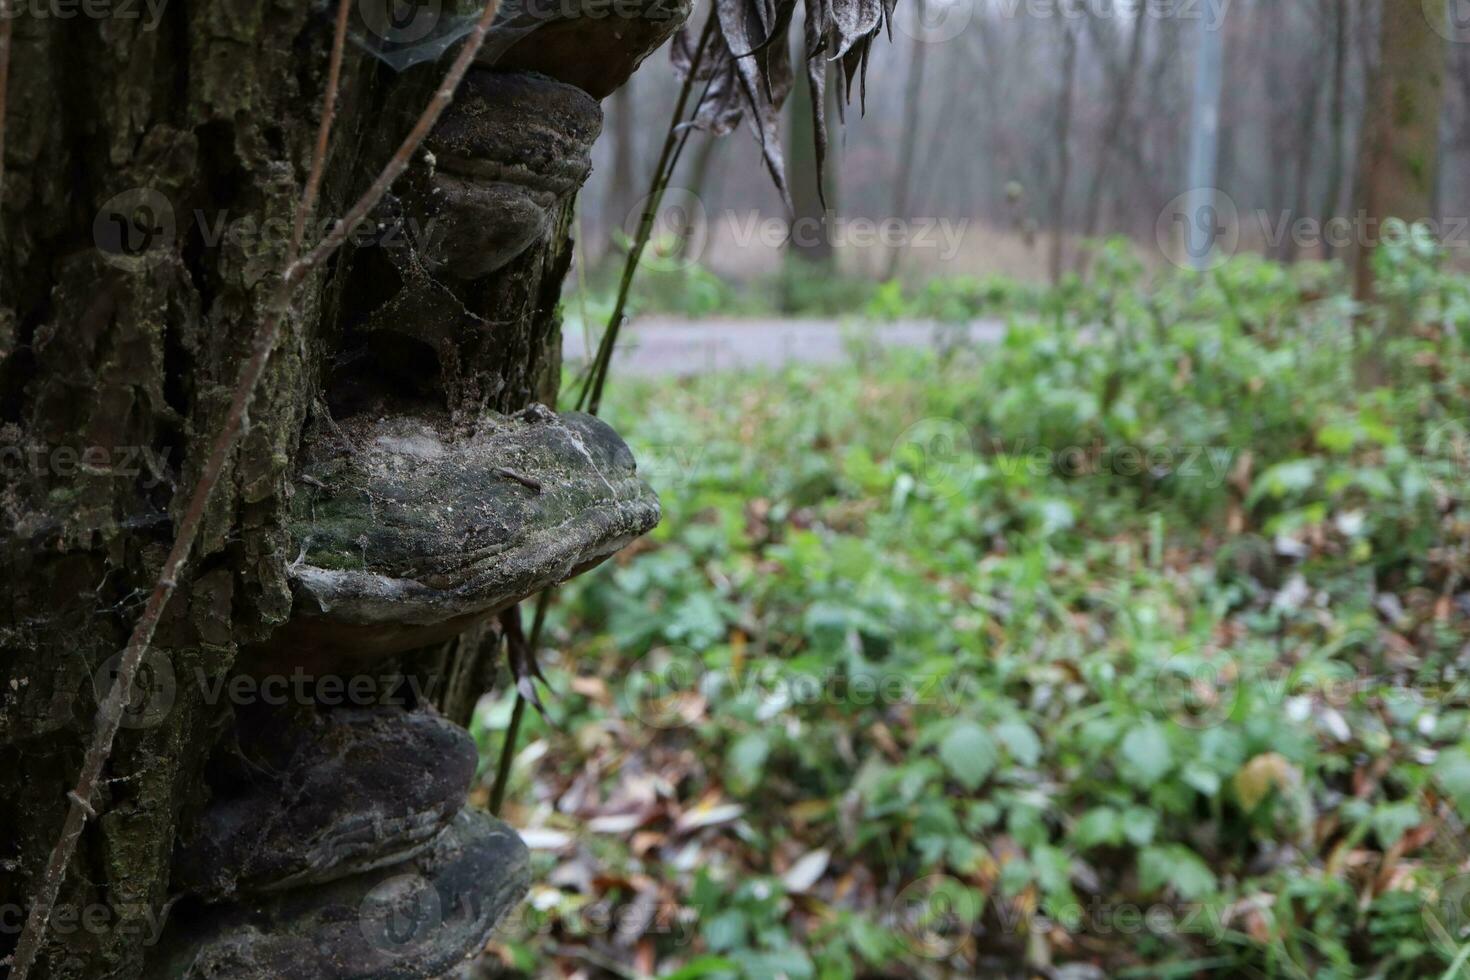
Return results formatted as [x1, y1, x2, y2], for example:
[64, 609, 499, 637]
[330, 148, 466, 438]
[150, 401, 659, 975]
[150, 406, 658, 977]
[141, 2, 683, 975]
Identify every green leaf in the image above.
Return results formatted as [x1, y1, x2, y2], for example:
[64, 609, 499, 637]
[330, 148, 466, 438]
[1248, 458, 1320, 504]
[1182, 762, 1222, 797]
[1071, 807, 1124, 849]
[703, 909, 748, 953]
[727, 732, 772, 796]
[995, 719, 1042, 767]
[1434, 746, 1470, 817]
[1121, 806, 1158, 846]
[1119, 722, 1173, 789]
[738, 948, 815, 978]
[939, 721, 998, 791]
[660, 956, 741, 980]
[1371, 801, 1422, 848]
[1138, 845, 1217, 900]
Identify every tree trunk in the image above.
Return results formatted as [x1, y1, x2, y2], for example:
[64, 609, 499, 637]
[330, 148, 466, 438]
[1076, 12, 1149, 275]
[1284, 14, 1326, 264]
[0, 3, 678, 977]
[1321, 0, 1351, 261]
[604, 83, 639, 261]
[785, 38, 833, 275]
[1265, 22, 1295, 261]
[884, 0, 928, 281]
[1353, 0, 1447, 299]
[1048, 22, 1078, 286]
[1183, 2, 1225, 269]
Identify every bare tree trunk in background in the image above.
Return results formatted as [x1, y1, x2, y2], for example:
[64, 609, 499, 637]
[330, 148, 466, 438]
[1321, 0, 1351, 261]
[1284, 14, 1327, 263]
[885, 0, 928, 280]
[605, 83, 639, 260]
[785, 38, 834, 298]
[1265, 22, 1295, 261]
[972, 17, 1025, 226]
[1049, 22, 1078, 285]
[1354, 0, 1447, 300]
[1214, 0, 1251, 198]
[1184, 5, 1225, 269]
[1077, 11, 1149, 275]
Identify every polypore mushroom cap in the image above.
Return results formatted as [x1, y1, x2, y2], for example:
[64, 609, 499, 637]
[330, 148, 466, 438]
[478, 0, 693, 99]
[173, 707, 477, 901]
[416, 71, 601, 278]
[147, 809, 529, 980]
[247, 406, 659, 673]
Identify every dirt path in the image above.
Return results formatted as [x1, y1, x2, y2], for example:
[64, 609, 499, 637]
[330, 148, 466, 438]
[564, 316, 1008, 377]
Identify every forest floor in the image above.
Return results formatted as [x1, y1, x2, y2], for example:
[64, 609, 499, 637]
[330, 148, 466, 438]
[475, 248, 1470, 979]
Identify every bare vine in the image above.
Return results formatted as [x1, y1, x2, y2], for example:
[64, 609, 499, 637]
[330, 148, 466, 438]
[489, 11, 719, 817]
[0, 0, 14, 306]
[7, 1, 503, 974]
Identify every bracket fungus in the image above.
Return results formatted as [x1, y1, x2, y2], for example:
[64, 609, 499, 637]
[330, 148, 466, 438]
[140, 2, 679, 974]
[247, 406, 659, 673]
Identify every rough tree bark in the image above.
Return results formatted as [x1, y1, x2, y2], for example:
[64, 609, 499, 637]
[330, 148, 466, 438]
[0, 1, 681, 977]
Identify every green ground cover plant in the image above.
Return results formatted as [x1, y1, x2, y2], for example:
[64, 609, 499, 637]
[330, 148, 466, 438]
[482, 240, 1470, 978]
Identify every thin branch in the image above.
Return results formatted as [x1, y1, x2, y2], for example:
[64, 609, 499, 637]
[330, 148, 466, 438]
[578, 10, 717, 415]
[286, 0, 499, 285]
[290, 0, 353, 258]
[0, 0, 14, 306]
[8, 2, 501, 976]
[486, 13, 718, 817]
[490, 593, 549, 816]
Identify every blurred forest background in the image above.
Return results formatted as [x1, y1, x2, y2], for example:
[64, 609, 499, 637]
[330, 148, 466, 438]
[576, 0, 1470, 293]
[469, 2, 1470, 978]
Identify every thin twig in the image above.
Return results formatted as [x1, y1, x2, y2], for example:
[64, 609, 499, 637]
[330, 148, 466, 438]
[491, 591, 550, 815]
[486, 13, 718, 815]
[286, 0, 500, 285]
[490, 687, 528, 815]
[8, 3, 502, 975]
[0, 0, 14, 306]
[290, 0, 353, 257]
[579, 11, 716, 415]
